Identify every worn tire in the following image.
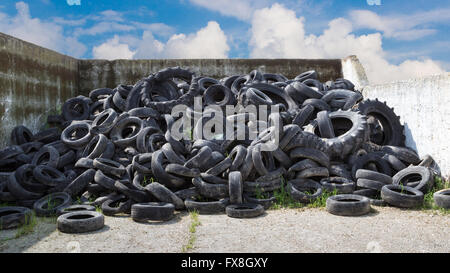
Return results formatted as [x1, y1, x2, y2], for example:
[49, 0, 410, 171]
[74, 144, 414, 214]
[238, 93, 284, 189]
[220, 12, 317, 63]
[326, 194, 371, 216]
[381, 184, 424, 208]
[0, 206, 33, 230]
[433, 189, 450, 209]
[392, 166, 433, 193]
[57, 211, 104, 233]
[225, 203, 264, 218]
[34, 192, 72, 217]
[356, 99, 405, 146]
[131, 202, 175, 222]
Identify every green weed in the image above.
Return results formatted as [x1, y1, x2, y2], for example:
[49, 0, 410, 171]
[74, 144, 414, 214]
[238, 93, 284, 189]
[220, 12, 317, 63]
[182, 210, 201, 252]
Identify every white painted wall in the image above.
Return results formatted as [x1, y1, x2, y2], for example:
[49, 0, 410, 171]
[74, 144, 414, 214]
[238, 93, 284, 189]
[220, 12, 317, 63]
[362, 74, 450, 177]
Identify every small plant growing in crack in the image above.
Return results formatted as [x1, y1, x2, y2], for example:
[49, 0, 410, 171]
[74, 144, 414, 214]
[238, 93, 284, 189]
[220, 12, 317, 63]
[182, 210, 201, 252]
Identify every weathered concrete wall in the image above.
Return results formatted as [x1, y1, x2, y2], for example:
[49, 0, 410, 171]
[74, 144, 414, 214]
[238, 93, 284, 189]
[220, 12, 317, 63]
[341, 55, 369, 91]
[0, 32, 78, 147]
[363, 73, 450, 177]
[78, 59, 343, 94]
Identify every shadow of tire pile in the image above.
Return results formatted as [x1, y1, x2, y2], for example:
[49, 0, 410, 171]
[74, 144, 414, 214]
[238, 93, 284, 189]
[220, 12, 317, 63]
[0, 67, 448, 233]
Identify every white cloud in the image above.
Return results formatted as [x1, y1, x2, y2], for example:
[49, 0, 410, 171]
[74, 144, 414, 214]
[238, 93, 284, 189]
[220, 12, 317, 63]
[75, 21, 135, 36]
[249, 4, 446, 84]
[99, 21, 230, 59]
[67, 0, 81, 6]
[350, 9, 450, 40]
[189, 0, 270, 21]
[92, 35, 136, 60]
[0, 1, 86, 57]
[163, 21, 229, 58]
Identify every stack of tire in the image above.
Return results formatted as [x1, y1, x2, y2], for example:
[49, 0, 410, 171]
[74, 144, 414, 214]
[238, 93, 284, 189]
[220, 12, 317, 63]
[0, 67, 448, 233]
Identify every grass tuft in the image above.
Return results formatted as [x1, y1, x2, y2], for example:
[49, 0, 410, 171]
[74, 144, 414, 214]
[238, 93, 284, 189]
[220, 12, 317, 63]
[15, 212, 38, 238]
[181, 210, 201, 252]
[420, 176, 450, 214]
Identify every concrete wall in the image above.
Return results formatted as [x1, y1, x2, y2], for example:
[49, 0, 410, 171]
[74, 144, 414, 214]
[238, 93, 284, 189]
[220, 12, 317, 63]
[0, 32, 78, 146]
[363, 73, 450, 177]
[78, 58, 342, 94]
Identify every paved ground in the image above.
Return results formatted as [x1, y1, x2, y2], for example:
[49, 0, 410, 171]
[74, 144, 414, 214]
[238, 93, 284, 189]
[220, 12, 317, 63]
[0, 207, 449, 253]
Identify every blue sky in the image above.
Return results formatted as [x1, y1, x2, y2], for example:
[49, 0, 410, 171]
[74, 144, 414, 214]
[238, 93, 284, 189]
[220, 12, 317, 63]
[0, 0, 448, 83]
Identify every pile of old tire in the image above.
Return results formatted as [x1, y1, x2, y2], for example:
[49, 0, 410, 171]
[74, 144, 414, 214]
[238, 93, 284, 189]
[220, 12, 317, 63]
[0, 67, 447, 232]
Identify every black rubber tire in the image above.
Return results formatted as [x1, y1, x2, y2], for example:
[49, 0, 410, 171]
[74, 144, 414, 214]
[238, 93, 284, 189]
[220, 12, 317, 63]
[136, 127, 163, 153]
[326, 194, 371, 216]
[75, 157, 94, 169]
[320, 177, 354, 194]
[10, 125, 33, 145]
[288, 179, 323, 203]
[381, 146, 420, 165]
[57, 211, 104, 233]
[294, 70, 318, 82]
[14, 164, 48, 194]
[94, 170, 117, 191]
[56, 204, 96, 216]
[0, 182, 16, 202]
[381, 184, 424, 208]
[63, 169, 96, 197]
[228, 171, 243, 204]
[433, 189, 450, 209]
[151, 150, 186, 189]
[225, 203, 264, 218]
[227, 145, 247, 171]
[131, 202, 175, 222]
[357, 178, 387, 191]
[381, 154, 407, 172]
[291, 105, 315, 128]
[32, 128, 60, 144]
[185, 197, 229, 214]
[351, 153, 392, 179]
[289, 147, 330, 168]
[301, 98, 330, 112]
[356, 99, 405, 146]
[353, 188, 378, 198]
[288, 159, 319, 173]
[243, 193, 275, 210]
[114, 181, 152, 203]
[205, 157, 232, 176]
[184, 146, 212, 169]
[355, 169, 393, 185]
[61, 122, 92, 149]
[62, 97, 90, 121]
[316, 111, 335, 138]
[165, 163, 200, 178]
[7, 172, 43, 200]
[101, 196, 132, 216]
[32, 165, 66, 187]
[392, 166, 433, 193]
[0, 206, 33, 230]
[31, 145, 60, 168]
[89, 88, 114, 102]
[81, 134, 109, 159]
[305, 109, 367, 159]
[93, 158, 126, 178]
[34, 192, 72, 217]
[161, 143, 186, 165]
[144, 182, 185, 210]
[295, 167, 329, 179]
[90, 108, 118, 135]
[204, 84, 235, 107]
[192, 177, 228, 199]
[109, 117, 143, 147]
[200, 173, 227, 185]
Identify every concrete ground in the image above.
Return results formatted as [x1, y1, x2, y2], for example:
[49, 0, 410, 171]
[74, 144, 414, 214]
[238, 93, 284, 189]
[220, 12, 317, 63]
[0, 207, 448, 253]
